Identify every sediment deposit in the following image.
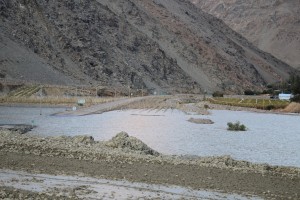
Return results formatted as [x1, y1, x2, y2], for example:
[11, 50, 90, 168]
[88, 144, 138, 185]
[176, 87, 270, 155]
[0, 128, 299, 199]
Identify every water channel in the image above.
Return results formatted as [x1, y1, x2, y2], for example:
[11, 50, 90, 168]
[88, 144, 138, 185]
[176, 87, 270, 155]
[1, 106, 299, 167]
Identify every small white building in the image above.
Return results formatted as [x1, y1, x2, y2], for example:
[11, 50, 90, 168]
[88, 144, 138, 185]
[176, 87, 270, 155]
[279, 93, 293, 100]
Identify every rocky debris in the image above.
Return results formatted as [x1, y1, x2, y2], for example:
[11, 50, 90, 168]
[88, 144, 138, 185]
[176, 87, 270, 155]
[105, 132, 159, 156]
[187, 118, 214, 124]
[0, 124, 35, 134]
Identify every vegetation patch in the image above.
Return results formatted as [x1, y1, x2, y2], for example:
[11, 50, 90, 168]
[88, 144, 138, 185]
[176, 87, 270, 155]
[0, 96, 115, 106]
[212, 91, 224, 97]
[209, 97, 289, 110]
[227, 121, 247, 131]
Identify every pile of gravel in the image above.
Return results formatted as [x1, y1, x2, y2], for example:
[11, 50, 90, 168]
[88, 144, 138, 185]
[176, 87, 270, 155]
[105, 132, 159, 156]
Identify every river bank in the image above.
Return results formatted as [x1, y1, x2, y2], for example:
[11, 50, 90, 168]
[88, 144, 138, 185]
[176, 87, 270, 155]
[0, 128, 299, 199]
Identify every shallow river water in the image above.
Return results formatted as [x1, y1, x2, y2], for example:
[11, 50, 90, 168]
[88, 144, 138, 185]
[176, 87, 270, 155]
[1, 106, 300, 167]
[0, 169, 260, 200]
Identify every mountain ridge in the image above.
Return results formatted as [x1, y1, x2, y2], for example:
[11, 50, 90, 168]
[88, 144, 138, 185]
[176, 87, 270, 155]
[191, 0, 300, 70]
[0, 0, 295, 94]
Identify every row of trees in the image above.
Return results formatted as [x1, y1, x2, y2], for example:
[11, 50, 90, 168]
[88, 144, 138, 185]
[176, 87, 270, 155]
[244, 75, 300, 102]
[212, 75, 300, 102]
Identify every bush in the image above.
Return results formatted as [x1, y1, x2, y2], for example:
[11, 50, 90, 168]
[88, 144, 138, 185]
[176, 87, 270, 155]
[244, 90, 255, 95]
[265, 105, 275, 110]
[212, 91, 224, 97]
[227, 121, 247, 131]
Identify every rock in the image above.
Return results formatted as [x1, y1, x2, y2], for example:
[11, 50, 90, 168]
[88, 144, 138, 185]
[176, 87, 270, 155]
[187, 118, 214, 124]
[105, 132, 159, 156]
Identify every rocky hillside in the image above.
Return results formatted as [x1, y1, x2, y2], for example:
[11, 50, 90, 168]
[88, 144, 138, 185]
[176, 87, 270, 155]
[0, 0, 295, 94]
[191, 0, 300, 70]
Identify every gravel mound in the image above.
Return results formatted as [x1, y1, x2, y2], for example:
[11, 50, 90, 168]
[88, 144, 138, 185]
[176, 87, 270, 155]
[105, 132, 159, 156]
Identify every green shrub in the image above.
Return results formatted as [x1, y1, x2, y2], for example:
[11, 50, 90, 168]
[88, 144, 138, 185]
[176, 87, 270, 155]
[227, 121, 247, 131]
[212, 91, 224, 97]
[244, 90, 255, 95]
[265, 105, 275, 110]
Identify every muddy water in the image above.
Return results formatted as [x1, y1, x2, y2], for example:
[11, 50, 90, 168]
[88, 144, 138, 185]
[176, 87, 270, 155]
[1, 106, 300, 167]
[0, 169, 261, 199]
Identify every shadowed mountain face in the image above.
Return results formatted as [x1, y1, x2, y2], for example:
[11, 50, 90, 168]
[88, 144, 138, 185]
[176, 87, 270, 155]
[191, 0, 300, 70]
[0, 0, 295, 93]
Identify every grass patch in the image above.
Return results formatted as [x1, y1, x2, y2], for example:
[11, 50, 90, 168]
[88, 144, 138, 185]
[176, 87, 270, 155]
[0, 96, 117, 106]
[227, 121, 247, 131]
[209, 97, 289, 110]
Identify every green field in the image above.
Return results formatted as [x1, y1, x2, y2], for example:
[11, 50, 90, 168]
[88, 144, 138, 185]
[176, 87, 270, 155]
[209, 97, 289, 110]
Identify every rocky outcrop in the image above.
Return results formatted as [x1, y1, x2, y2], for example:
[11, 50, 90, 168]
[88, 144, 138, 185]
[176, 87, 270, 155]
[0, 0, 295, 93]
[191, 0, 300, 70]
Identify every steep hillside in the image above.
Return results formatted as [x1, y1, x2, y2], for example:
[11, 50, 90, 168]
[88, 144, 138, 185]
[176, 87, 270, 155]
[191, 0, 300, 70]
[0, 0, 295, 93]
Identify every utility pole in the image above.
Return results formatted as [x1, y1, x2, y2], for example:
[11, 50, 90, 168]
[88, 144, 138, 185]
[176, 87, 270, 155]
[39, 85, 43, 115]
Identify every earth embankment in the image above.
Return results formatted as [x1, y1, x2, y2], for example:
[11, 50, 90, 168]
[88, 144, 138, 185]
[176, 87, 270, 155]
[0, 129, 299, 199]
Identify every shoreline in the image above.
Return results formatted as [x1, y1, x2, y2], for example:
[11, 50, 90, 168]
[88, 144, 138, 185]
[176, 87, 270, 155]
[1, 129, 299, 199]
[1, 95, 298, 116]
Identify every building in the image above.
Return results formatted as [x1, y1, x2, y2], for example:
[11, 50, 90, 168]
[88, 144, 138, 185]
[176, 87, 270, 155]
[279, 93, 293, 100]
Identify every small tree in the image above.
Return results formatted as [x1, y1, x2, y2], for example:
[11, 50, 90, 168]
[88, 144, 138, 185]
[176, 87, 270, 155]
[290, 75, 300, 95]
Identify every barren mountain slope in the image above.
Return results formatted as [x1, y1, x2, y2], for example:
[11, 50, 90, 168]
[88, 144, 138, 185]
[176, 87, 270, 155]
[191, 0, 300, 70]
[0, 0, 295, 93]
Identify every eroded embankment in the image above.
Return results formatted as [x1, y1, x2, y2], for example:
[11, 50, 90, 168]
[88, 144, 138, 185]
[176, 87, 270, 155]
[0, 129, 300, 199]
